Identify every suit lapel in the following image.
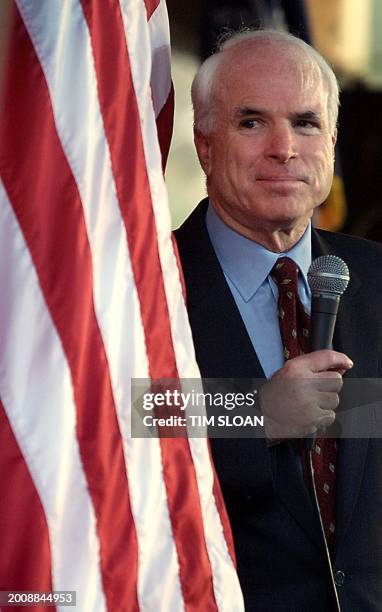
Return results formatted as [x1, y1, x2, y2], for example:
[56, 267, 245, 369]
[331, 287, 371, 556]
[175, 199, 265, 379]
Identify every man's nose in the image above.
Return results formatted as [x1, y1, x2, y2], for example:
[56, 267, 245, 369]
[265, 124, 298, 163]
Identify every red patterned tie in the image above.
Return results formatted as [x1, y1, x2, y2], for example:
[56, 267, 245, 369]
[271, 257, 337, 547]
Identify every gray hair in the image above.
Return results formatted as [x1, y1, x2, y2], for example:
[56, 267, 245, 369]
[191, 29, 340, 135]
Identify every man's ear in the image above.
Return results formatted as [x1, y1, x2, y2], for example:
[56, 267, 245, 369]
[194, 129, 212, 176]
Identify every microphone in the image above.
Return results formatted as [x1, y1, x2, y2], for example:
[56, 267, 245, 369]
[304, 255, 350, 452]
[307, 255, 350, 351]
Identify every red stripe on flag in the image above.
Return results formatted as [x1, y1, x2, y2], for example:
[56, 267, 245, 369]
[157, 84, 174, 170]
[0, 9, 138, 610]
[80, 2, 219, 609]
[171, 234, 187, 300]
[143, 0, 160, 20]
[0, 402, 55, 612]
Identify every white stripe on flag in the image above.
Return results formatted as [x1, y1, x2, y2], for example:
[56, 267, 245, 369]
[125, 438, 185, 611]
[147, 0, 172, 116]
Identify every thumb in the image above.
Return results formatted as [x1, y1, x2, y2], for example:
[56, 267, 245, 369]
[308, 349, 353, 373]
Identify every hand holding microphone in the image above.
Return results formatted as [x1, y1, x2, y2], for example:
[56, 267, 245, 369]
[262, 255, 352, 441]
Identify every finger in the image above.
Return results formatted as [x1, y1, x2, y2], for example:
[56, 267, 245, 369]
[302, 424, 318, 436]
[318, 410, 336, 428]
[294, 404, 336, 428]
[308, 349, 353, 374]
[317, 392, 340, 410]
[290, 404, 327, 428]
[315, 374, 343, 392]
[329, 368, 347, 375]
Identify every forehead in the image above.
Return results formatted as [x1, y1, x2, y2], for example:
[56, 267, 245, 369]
[214, 42, 328, 118]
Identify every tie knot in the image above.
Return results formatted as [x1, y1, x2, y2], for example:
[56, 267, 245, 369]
[271, 257, 299, 292]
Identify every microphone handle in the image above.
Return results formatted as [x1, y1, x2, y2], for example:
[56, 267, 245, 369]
[305, 293, 341, 451]
[310, 294, 340, 351]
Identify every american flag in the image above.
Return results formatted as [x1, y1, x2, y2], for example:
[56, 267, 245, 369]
[0, 1, 244, 610]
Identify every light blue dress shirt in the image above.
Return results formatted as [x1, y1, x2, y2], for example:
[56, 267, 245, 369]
[206, 203, 312, 379]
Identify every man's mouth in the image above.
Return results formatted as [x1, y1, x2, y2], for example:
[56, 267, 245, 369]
[256, 175, 308, 183]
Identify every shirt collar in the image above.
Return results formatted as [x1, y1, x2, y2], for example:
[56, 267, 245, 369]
[206, 202, 312, 302]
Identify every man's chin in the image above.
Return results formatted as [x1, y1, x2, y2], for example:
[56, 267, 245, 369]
[260, 204, 313, 229]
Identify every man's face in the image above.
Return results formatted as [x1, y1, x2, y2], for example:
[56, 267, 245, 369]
[195, 43, 336, 247]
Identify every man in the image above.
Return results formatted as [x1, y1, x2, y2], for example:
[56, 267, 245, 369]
[175, 30, 382, 611]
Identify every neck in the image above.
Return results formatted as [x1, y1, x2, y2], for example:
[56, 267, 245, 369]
[211, 206, 311, 253]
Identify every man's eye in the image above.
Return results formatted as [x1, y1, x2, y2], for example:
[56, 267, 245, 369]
[296, 120, 319, 129]
[239, 119, 259, 129]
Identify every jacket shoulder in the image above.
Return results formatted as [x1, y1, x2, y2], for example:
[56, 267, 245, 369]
[317, 228, 382, 253]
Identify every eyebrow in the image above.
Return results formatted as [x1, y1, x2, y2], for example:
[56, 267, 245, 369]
[292, 110, 322, 123]
[234, 107, 269, 119]
[233, 107, 322, 123]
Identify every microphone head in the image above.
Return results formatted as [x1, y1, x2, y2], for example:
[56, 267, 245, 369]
[307, 255, 350, 297]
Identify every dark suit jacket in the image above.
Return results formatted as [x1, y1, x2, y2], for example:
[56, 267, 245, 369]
[175, 199, 382, 612]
